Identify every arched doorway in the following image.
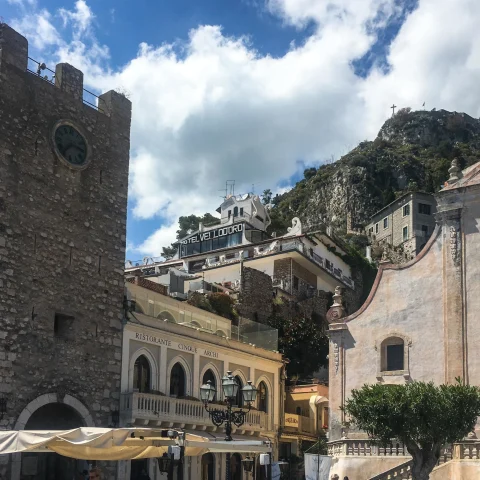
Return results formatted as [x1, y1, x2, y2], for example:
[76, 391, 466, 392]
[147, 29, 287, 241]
[21, 403, 85, 480]
[202, 369, 216, 400]
[258, 381, 268, 413]
[133, 355, 151, 393]
[170, 363, 186, 397]
[234, 376, 243, 407]
[201, 453, 215, 480]
[231, 453, 242, 480]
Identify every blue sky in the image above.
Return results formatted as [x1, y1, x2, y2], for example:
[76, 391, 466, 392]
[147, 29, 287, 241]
[4, 0, 480, 258]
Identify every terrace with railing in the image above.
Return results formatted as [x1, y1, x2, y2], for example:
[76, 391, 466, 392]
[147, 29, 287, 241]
[27, 57, 103, 112]
[283, 413, 316, 436]
[328, 439, 480, 480]
[126, 282, 279, 352]
[120, 392, 271, 432]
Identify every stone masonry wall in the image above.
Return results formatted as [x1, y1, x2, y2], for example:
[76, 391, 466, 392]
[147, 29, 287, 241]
[126, 276, 168, 295]
[0, 24, 131, 479]
[237, 266, 273, 324]
[273, 258, 317, 298]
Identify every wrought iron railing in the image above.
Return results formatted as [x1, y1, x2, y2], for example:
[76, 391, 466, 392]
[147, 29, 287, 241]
[26, 56, 102, 111]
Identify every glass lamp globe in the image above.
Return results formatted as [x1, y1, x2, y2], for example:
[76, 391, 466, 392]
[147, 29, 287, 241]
[200, 380, 216, 404]
[222, 371, 239, 399]
[241, 381, 257, 404]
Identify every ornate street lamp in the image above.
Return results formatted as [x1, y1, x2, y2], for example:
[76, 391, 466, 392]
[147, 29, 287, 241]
[241, 456, 254, 476]
[157, 452, 172, 474]
[200, 372, 258, 480]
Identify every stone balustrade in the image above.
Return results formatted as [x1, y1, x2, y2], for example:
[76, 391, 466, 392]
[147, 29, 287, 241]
[369, 460, 412, 480]
[328, 439, 409, 457]
[121, 392, 270, 432]
[456, 439, 480, 459]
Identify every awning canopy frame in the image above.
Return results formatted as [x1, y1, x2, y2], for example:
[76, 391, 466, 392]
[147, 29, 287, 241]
[0, 428, 272, 460]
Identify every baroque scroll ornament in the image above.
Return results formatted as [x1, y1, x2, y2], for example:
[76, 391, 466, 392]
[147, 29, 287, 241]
[449, 225, 459, 265]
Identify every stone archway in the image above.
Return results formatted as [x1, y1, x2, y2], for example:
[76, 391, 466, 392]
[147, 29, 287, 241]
[11, 393, 94, 480]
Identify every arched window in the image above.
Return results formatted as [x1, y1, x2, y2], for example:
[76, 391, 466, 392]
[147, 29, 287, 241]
[381, 337, 405, 372]
[158, 311, 176, 323]
[133, 355, 151, 393]
[234, 376, 243, 407]
[295, 406, 302, 416]
[170, 363, 186, 397]
[202, 369, 217, 401]
[258, 381, 268, 413]
[201, 453, 215, 480]
[231, 453, 242, 480]
[233, 206, 239, 217]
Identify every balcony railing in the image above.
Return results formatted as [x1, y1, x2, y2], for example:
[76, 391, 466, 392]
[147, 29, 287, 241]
[121, 392, 271, 432]
[369, 460, 412, 480]
[328, 439, 410, 457]
[328, 439, 453, 465]
[284, 413, 315, 435]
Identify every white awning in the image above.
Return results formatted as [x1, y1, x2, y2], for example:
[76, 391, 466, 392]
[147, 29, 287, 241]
[0, 428, 271, 460]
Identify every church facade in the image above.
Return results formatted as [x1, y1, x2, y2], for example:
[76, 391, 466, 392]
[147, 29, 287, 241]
[327, 159, 480, 479]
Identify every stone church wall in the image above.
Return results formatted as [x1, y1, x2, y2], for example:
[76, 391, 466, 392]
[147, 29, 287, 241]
[0, 24, 131, 478]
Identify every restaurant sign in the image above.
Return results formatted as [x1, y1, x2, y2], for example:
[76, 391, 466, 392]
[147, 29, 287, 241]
[181, 224, 243, 245]
[134, 332, 220, 358]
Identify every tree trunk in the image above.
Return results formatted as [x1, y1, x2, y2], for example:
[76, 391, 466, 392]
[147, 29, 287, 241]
[410, 448, 440, 480]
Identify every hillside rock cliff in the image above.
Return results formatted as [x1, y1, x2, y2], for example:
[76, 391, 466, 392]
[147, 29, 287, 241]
[268, 109, 480, 239]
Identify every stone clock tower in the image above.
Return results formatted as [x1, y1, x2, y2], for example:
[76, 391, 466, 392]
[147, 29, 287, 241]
[0, 24, 131, 479]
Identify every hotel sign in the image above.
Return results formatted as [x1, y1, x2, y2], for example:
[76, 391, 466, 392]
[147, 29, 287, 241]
[181, 224, 243, 245]
[134, 332, 220, 358]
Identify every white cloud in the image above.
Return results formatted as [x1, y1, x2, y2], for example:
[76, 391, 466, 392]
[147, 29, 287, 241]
[8, 0, 480, 257]
[59, 0, 94, 38]
[10, 9, 60, 50]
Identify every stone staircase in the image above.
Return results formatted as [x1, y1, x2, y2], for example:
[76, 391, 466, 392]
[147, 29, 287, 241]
[368, 460, 412, 480]
[366, 443, 469, 480]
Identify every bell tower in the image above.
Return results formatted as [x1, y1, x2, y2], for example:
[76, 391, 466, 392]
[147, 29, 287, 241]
[0, 23, 131, 479]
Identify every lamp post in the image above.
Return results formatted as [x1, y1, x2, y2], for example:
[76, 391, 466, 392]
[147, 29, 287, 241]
[200, 371, 258, 480]
[156, 432, 184, 480]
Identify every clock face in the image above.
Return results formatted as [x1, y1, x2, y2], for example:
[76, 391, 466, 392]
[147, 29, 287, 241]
[54, 124, 88, 166]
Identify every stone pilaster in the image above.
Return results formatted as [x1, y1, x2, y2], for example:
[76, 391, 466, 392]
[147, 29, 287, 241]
[327, 286, 348, 440]
[439, 206, 466, 383]
[328, 323, 348, 441]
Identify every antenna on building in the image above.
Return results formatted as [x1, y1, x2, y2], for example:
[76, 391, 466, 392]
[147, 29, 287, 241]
[219, 180, 236, 199]
[225, 180, 235, 198]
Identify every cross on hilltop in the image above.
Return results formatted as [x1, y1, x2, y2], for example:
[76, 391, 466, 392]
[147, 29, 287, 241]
[391, 104, 397, 116]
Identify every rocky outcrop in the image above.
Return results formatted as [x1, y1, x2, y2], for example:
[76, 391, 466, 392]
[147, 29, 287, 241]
[270, 109, 480, 239]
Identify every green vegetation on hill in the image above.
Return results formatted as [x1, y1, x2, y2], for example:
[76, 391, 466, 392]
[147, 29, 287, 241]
[268, 109, 480, 239]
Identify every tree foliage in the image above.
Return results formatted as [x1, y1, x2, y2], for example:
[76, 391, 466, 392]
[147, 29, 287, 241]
[344, 381, 480, 480]
[262, 189, 273, 205]
[187, 292, 237, 321]
[161, 213, 220, 259]
[267, 306, 328, 377]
